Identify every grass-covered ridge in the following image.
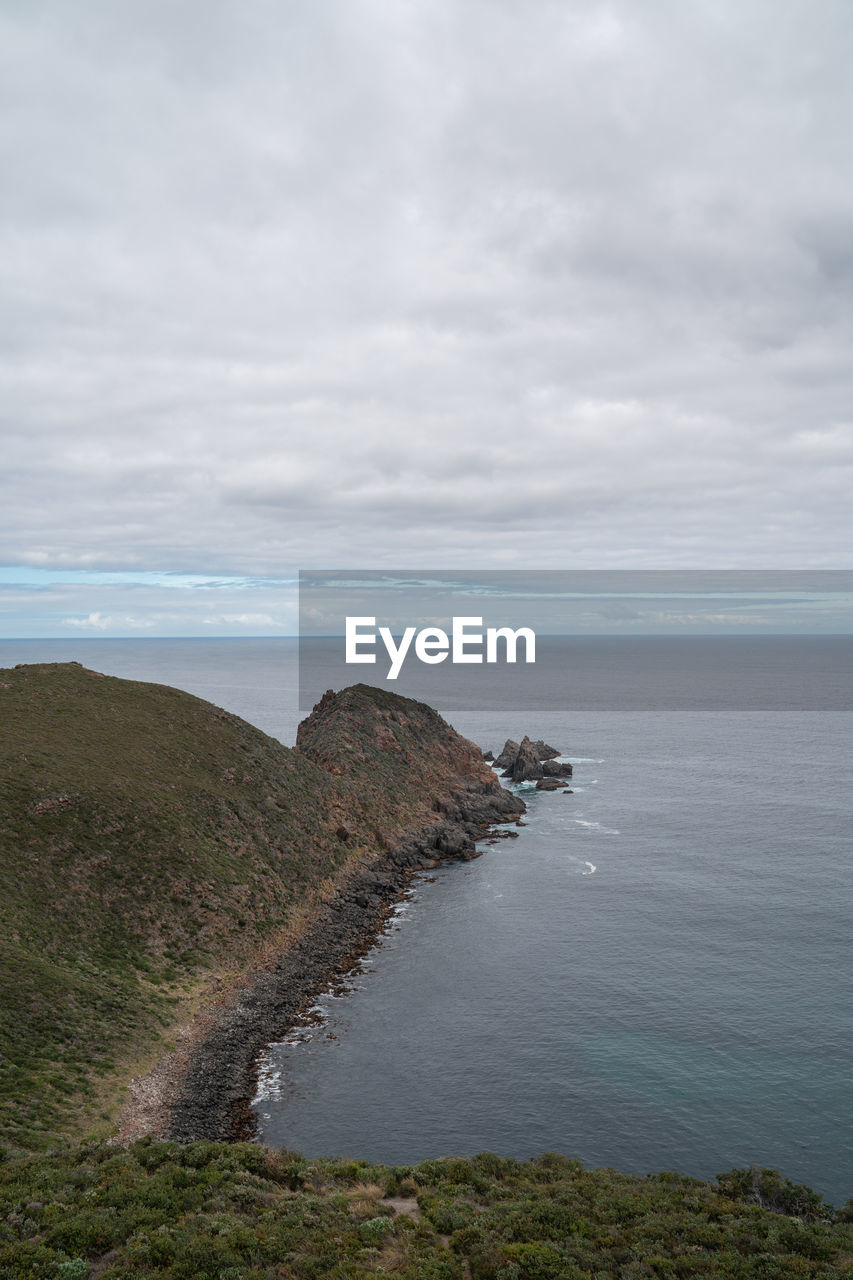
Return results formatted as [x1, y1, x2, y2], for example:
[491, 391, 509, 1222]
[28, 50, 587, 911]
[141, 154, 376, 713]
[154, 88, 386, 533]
[0, 1142, 850, 1278]
[0, 664, 500, 1151]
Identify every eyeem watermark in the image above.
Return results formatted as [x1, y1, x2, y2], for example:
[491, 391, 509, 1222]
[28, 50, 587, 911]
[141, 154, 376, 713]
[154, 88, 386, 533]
[345, 616, 536, 680]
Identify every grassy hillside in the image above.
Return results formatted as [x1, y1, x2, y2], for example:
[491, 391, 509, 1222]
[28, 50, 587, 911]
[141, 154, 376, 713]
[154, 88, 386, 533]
[0, 665, 504, 1151]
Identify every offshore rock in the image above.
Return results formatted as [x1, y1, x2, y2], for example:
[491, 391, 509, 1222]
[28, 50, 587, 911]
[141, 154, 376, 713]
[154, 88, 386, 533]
[493, 738, 566, 775]
[509, 736, 544, 783]
[493, 738, 520, 769]
[542, 759, 573, 777]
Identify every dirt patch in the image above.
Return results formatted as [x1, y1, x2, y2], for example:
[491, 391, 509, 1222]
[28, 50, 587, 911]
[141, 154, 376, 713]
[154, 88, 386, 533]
[380, 1196, 421, 1221]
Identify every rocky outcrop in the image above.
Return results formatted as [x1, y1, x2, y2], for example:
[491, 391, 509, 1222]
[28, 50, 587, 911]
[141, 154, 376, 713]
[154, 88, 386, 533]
[494, 738, 520, 769]
[509, 736, 544, 783]
[490, 737, 572, 781]
[542, 759, 573, 778]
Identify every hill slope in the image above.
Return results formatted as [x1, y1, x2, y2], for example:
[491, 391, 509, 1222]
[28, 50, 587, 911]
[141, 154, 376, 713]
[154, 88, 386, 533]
[0, 665, 519, 1149]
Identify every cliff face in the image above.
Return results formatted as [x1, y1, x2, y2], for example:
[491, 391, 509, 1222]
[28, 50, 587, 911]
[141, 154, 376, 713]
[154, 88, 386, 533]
[298, 683, 496, 782]
[0, 666, 521, 1148]
[297, 684, 523, 853]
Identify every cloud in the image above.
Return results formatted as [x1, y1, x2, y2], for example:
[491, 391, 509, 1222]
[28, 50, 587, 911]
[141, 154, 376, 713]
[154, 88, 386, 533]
[62, 611, 155, 631]
[0, 574, 298, 636]
[2, 569, 847, 637]
[63, 612, 113, 631]
[1, 0, 852, 606]
[657, 612, 776, 628]
[202, 613, 279, 627]
[594, 603, 642, 622]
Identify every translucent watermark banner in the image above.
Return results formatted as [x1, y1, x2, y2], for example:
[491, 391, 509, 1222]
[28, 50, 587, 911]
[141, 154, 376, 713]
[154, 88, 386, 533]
[298, 570, 853, 716]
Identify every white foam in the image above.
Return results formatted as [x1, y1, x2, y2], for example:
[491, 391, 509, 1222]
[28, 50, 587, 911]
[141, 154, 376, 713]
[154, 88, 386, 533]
[575, 818, 620, 835]
[252, 1054, 285, 1103]
[582, 861, 597, 875]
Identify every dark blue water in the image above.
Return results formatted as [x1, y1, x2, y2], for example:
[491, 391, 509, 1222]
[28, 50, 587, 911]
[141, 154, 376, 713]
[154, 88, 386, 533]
[3, 637, 851, 1205]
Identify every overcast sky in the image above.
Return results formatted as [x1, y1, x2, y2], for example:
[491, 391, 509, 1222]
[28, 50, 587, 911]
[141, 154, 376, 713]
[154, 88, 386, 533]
[2, 1, 853, 636]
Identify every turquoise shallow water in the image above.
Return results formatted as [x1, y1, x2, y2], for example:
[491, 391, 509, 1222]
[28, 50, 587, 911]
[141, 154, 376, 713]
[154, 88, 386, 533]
[3, 637, 851, 1205]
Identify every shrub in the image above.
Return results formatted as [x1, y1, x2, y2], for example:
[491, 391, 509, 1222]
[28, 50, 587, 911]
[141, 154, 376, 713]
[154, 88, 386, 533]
[55, 1262, 88, 1280]
[358, 1215, 395, 1243]
[716, 1166, 833, 1223]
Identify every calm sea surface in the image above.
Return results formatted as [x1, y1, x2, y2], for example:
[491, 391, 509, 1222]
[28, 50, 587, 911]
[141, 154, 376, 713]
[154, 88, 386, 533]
[3, 637, 851, 1205]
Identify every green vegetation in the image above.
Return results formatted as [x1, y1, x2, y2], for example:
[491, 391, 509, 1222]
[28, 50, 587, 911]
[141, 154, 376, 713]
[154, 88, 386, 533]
[0, 1143, 850, 1278]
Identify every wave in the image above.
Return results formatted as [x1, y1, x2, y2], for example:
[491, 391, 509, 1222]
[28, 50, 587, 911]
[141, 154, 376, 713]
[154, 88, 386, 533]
[575, 818, 620, 836]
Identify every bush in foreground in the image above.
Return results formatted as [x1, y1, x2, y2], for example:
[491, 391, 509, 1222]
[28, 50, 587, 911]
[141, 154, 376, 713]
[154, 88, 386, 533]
[0, 1141, 850, 1278]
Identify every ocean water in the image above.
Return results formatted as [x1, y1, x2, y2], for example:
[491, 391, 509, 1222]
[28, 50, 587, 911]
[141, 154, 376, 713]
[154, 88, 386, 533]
[3, 637, 851, 1205]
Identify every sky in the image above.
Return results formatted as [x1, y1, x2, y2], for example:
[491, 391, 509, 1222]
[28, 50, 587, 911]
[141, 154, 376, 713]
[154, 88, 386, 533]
[297, 571, 853, 636]
[2, 1, 853, 637]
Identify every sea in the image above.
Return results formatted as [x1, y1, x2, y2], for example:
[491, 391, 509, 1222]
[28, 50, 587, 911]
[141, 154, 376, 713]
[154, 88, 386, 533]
[2, 635, 851, 1207]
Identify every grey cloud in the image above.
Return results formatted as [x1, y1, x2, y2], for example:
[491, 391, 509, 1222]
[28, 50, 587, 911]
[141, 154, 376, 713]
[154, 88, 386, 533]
[596, 604, 642, 622]
[1, 0, 852, 591]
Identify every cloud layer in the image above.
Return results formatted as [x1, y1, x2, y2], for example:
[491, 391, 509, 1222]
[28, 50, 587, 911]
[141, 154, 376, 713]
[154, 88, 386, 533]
[3, 0, 853, 590]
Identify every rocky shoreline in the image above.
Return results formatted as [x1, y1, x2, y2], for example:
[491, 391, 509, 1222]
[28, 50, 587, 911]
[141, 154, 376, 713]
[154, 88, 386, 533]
[153, 783, 524, 1143]
[118, 688, 572, 1146]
